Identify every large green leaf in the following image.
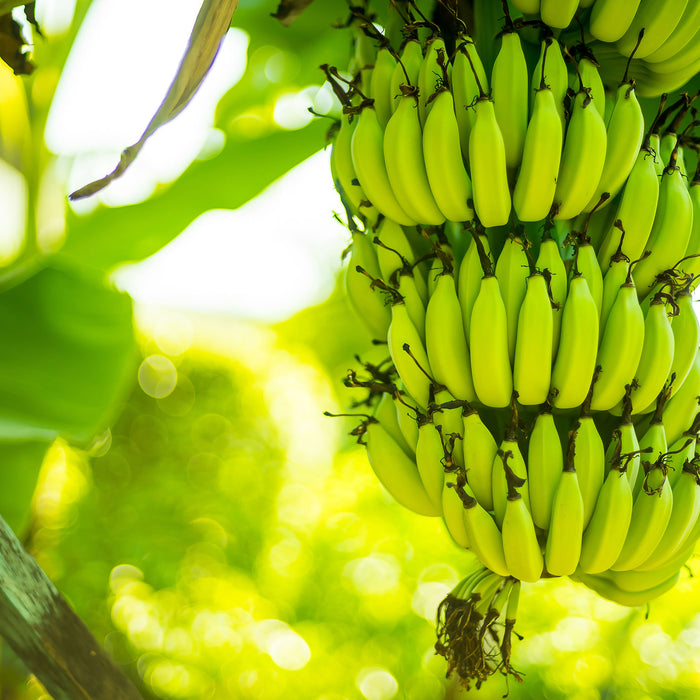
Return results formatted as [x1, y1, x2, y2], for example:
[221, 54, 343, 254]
[59, 121, 328, 274]
[0, 263, 136, 444]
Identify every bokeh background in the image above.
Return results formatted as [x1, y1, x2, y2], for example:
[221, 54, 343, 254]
[2, 0, 700, 698]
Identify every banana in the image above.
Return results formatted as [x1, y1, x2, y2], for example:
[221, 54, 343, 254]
[638, 456, 700, 570]
[551, 274, 599, 410]
[345, 233, 391, 339]
[514, 271, 554, 406]
[431, 389, 466, 467]
[587, 81, 645, 211]
[576, 569, 680, 606]
[451, 38, 489, 167]
[393, 386, 420, 452]
[458, 482, 510, 576]
[416, 416, 447, 512]
[528, 407, 563, 530]
[599, 237, 630, 334]
[591, 268, 645, 411]
[387, 302, 432, 409]
[574, 394, 606, 528]
[371, 47, 398, 129]
[540, 0, 579, 29]
[501, 460, 543, 583]
[554, 88, 607, 221]
[667, 286, 700, 398]
[491, 27, 529, 172]
[616, 538, 694, 587]
[578, 54, 606, 119]
[492, 402, 530, 526]
[632, 158, 694, 297]
[647, 29, 700, 78]
[589, 0, 642, 43]
[375, 391, 413, 457]
[462, 402, 499, 511]
[535, 232, 568, 356]
[635, 391, 670, 486]
[578, 459, 634, 574]
[662, 347, 700, 446]
[469, 83, 512, 227]
[514, 43, 563, 222]
[365, 419, 441, 517]
[384, 91, 446, 225]
[510, 0, 540, 13]
[458, 227, 492, 344]
[470, 240, 513, 408]
[645, 2, 700, 63]
[683, 176, 700, 281]
[351, 106, 417, 226]
[575, 235, 604, 315]
[417, 37, 446, 126]
[616, 0, 689, 59]
[596, 147, 661, 267]
[659, 132, 688, 178]
[530, 37, 568, 125]
[495, 235, 530, 362]
[649, 133, 665, 176]
[423, 88, 474, 223]
[354, 25, 376, 95]
[612, 459, 674, 570]
[545, 435, 584, 576]
[425, 271, 476, 401]
[442, 472, 471, 549]
[606, 389, 643, 487]
[630, 293, 675, 413]
[666, 428, 698, 487]
[390, 39, 423, 114]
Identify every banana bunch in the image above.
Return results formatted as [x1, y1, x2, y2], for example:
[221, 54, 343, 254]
[326, 1, 700, 690]
[511, 0, 700, 96]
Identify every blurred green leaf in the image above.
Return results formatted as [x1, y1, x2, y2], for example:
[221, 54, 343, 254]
[0, 441, 48, 534]
[60, 121, 329, 273]
[0, 264, 136, 443]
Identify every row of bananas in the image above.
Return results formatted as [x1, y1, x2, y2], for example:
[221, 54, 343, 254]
[510, 0, 700, 96]
[329, 0, 700, 690]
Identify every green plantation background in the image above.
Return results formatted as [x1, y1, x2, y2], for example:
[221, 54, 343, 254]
[2, 0, 700, 697]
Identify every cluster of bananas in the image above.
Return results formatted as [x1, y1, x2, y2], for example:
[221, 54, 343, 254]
[328, 0, 700, 689]
[511, 0, 700, 97]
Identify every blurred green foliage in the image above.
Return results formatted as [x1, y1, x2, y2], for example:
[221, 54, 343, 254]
[0, 0, 699, 698]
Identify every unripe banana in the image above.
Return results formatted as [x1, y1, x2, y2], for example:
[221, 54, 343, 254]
[462, 403, 499, 511]
[576, 569, 680, 606]
[371, 47, 398, 129]
[528, 408, 563, 530]
[345, 234, 391, 339]
[469, 93, 512, 227]
[501, 462, 543, 583]
[458, 229, 491, 344]
[491, 28, 529, 172]
[536, 234, 568, 356]
[451, 38, 489, 167]
[667, 288, 700, 399]
[514, 48, 563, 221]
[551, 274, 599, 410]
[423, 89, 474, 223]
[390, 39, 422, 114]
[644, 1, 700, 64]
[545, 439, 584, 576]
[442, 473, 471, 549]
[495, 235, 530, 362]
[633, 163, 694, 297]
[540, 0, 578, 29]
[578, 55, 606, 119]
[589, 0, 642, 43]
[554, 89, 607, 220]
[417, 37, 447, 126]
[416, 417, 447, 512]
[591, 272, 645, 411]
[387, 303, 432, 408]
[514, 272, 554, 406]
[351, 106, 417, 226]
[393, 386, 419, 452]
[599, 245, 629, 335]
[631, 294, 675, 414]
[634, 405, 669, 494]
[612, 461, 673, 570]
[578, 461, 634, 574]
[576, 238, 604, 316]
[375, 391, 413, 457]
[587, 81, 645, 210]
[662, 348, 700, 446]
[425, 272, 476, 401]
[493, 405, 530, 526]
[529, 38, 567, 125]
[374, 219, 428, 302]
[384, 92, 446, 225]
[365, 420, 441, 517]
[574, 399, 606, 529]
[616, 0, 689, 59]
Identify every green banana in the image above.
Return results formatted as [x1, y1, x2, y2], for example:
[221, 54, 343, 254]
[423, 88, 474, 223]
[540, 0, 579, 28]
[415, 417, 447, 512]
[551, 273, 599, 410]
[529, 37, 567, 125]
[491, 27, 529, 172]
[528, 407, 563, 530]
[589, 0, 642, 43]
[462, 402, 499, 511]
[417, 37, 446, 126]
[458, 227, 492, 344]
[667, 286, 700, 399]
[574, 394, 606, 529]
[514, 271, 554, 406]
[545, 436, 584, 576]
[575, 235, 604, 316]
[393, 386, 419, 452]
[375, 391, 413, 457]
[576, 569, 680, 606]
[662, 347, 700, 446]
[535, 232, 568, 356]
[578, 54, 606, 119]
[616, 0, 689, 59]
[370, 47, 398, 129]
[645, 2, 700, 64]
[495, 235, 530, 362]
[390, 39, 422, 114]
[365, 419, 441, 517]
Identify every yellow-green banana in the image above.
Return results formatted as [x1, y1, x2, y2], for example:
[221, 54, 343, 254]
[576, 569, 680, 606]
[416, 416, 447, 512]
[528, 407, 563, 530]
[589, 0, 642, 43]
[390, 39, 422, 114]
[417, 37, 446, 126]
[667, 287, 700, 398]
[530, 37, 567, 125]
[370, 47, 398, 129]
[540, 0, 579, 28]
[662, 348, 700, 446]
[462, 402, 499, 511]
[616, 0, 689, 58]
[574, 400, 606, 529]
[458, 228, 492, 344]
[375, 391, 413, 457]
[535, 233, 568, 356]
[423, 88, 474, 223]
[495, 235, 530, 362]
